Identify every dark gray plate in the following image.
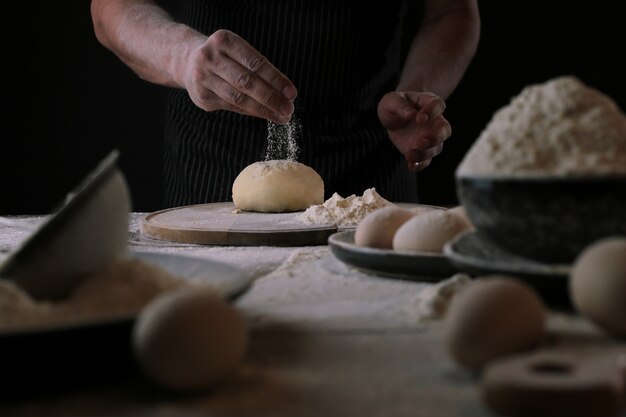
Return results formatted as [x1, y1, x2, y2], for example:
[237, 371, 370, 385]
[443, 230, 572, 307]
[328, 230, 459, 282]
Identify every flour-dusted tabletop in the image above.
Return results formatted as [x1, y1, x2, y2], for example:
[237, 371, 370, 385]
[0, 214, 624, 417]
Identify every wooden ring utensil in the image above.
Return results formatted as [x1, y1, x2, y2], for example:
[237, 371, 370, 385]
[481, 345, 625, 417]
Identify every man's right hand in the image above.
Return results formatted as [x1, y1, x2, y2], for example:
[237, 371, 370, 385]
[180, 29, 297, 124]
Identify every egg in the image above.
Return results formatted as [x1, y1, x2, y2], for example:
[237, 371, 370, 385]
[446, 205, 474, 230]
[354, 205, 416, 249]
[392, 209, 470, 252]
[132, 287, 248, 391]
[442, 276, 547, 370]
[570, 236, 626, 338]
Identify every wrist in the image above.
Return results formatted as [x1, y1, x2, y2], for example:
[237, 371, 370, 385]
[396, 80, 426, 93]
[167, 25, 208, 89]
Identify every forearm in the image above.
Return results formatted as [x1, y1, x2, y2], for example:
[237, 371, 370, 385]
[398, 1, 480, 99]
[90, 0, 206, 88]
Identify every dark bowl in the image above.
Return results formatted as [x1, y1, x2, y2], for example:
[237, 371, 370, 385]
[455, 176, 626, 264]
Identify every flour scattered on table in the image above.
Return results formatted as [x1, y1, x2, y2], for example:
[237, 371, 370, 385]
[299, 188, 393, 226]
[411, 273, 472, 319]
[236, 247, 472, 331]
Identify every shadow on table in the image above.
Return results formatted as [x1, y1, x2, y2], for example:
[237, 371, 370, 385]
[0, 318, 141, 401]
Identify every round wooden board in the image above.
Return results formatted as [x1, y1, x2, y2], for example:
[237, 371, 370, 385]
[139, 202, 338, 246]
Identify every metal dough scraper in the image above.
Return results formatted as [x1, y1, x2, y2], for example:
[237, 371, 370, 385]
[0, 150, 132, 300]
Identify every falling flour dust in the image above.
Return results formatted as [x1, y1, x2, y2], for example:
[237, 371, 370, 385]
[264, 111, 301, 161]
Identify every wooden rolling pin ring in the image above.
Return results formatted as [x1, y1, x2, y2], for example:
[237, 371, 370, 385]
[481, 347, 625, 417]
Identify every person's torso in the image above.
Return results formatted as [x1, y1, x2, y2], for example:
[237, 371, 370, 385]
[163, 0, 418, 206]
[176, 0, 408, 116]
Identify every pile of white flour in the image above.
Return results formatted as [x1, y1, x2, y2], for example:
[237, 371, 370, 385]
[457, 75, 626, 177]
[299, 188, 392, 226]
[0, 258, 196, 331]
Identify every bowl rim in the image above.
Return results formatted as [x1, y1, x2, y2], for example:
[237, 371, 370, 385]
[455, 174, 626, 181]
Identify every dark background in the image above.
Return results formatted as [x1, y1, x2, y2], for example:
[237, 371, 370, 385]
[2, 2, 625, 214]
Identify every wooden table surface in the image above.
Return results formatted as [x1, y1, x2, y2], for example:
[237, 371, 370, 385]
[0, 214, 624, 417]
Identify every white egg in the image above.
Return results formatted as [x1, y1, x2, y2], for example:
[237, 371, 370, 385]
[132, 287, 248, 391]
[392, 209, 470, 252]
[354, 205, 416, 249]
[570, 236, 626, 338]
[442, 276, 547, 370]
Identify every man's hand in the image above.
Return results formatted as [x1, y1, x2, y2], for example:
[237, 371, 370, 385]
[181, 29, 297, 124]
[377, 91, 452, 172]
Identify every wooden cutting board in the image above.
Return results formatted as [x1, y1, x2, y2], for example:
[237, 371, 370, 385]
[139, 202, 338, 246]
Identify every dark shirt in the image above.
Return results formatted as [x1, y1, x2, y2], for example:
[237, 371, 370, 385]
[164, 0, 418, 207]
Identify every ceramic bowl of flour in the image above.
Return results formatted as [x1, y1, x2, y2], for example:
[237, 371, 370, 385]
[455, 75, 626, 264]
[455, 176, 626, 264]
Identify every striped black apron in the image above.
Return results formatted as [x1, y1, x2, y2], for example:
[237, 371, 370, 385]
[163, 0, 418, 207]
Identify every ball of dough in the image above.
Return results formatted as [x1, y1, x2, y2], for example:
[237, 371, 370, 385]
[354, 205, 416, 249]
[232, 160, 324, 212]
[132, 287, 248, 391]
[442, 276, 546, 370]
[570, 236, 626, 338]
[392, 210, 470, 252]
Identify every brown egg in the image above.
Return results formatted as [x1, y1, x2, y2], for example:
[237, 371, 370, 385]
[354, 205, 416, 249]
[132, 287, 248, 391]
[393, 209, 470, 252]
[570, 236, 626, 338]
[442, 276, 546, 370]
[446, 205, 474, 230]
